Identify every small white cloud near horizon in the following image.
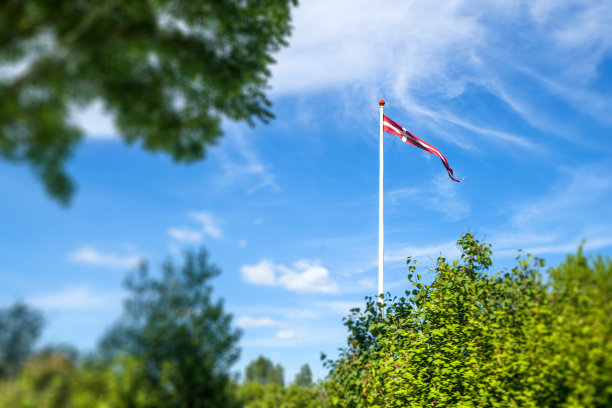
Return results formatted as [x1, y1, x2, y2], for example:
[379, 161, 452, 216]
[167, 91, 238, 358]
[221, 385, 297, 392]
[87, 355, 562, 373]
[67, 247, 142, 269]
[28, 285, 121, 310]
[275, 329, 302, 340]
[236, 316, 284, 329]
[241, 259, 339, 294]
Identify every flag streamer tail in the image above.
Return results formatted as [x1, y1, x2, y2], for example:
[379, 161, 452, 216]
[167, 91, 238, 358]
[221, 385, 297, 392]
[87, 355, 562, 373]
[382, 114, 465, 182]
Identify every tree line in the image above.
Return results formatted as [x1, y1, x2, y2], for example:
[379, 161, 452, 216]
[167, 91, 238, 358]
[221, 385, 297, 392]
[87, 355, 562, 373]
[0, 248, 323, 407]
[1, 234, 611, 407]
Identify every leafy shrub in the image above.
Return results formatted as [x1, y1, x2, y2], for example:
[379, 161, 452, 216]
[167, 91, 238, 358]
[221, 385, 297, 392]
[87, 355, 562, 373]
[323, 234, 612, 407]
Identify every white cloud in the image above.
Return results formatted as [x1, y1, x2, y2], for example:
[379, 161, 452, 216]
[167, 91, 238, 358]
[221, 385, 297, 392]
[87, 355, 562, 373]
[241, 259, 339, 294]
[271, 0, 612, 151]
[190, 211, 222, 239]
[28, 285, 120, 310]
[241, 259, 277, 286]
[70, 101, 118, 139]
[275, 329, 302, 340]
[67, 247, 142, 269]
[169, 211, 222, 244]
[277, 260, 339, 294]
[238, 239, 248, 248]
[272, 0, 481, 95]
[236, 316, 284, 329]
[168, 227, 203, 243]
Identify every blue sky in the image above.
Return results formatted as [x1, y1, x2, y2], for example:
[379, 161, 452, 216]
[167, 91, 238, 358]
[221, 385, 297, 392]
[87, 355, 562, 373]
[2, 1, 612, 382]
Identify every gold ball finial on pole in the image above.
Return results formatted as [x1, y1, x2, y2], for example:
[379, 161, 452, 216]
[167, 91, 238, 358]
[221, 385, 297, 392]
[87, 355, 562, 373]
[379, 99, 385, 106]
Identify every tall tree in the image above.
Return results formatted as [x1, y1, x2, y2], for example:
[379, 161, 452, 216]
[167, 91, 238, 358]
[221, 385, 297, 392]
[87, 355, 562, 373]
[0, 302, 44, 378]
[245, 355, 285, 386]
[0, 0, 297, 204]
[98, 247, 242, 407]
[293, 363, 312, 387]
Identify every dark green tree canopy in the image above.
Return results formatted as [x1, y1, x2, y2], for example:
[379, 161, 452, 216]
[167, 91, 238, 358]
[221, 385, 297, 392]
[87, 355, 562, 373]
[98, 247, 242, 407]
[0, 302, 44, 378]
[0, 0, 297, 204]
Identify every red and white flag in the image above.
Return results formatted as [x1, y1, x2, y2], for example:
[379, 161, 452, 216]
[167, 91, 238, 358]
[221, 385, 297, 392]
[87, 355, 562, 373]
[382, 115, 465, 182]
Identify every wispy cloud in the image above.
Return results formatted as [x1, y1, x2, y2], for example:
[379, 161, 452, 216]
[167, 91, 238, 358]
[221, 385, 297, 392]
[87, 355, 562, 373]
[509, 164, 612, 231]
[213, 124, 279, 193]
[236, 316, 285, 329]
[386, 240, 461, 264]
[314, 301, 365, 316]
[242, 326, 346, 348]
[275, 329, 302, 340]
[28, 285, 121, 310]
[168, 210, 222, 243]
[273, 1, 481, 95]
[168, 228, 203, 243]
[388, 174, 470, 222]
[241, 259, 339, 294]
[190, 211, 222, 239]
[67, 247, 142, 269]
[272, 1, 612, 152]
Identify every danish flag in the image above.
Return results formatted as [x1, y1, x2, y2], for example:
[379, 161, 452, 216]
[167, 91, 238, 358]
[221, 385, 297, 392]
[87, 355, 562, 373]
[382, 115, 464, 182]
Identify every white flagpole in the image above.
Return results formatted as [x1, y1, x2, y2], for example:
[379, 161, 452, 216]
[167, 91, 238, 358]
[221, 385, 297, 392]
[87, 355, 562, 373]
[378, 99, 385, 309]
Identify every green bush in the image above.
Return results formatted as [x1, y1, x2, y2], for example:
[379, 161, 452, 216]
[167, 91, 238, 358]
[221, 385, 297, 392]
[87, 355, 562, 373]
[323, 234, 612, 407]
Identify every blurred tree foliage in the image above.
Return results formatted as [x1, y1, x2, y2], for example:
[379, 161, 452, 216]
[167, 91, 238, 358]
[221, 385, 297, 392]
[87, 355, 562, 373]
[245, 355, 285, 386]
[0, 349, 161, 407]
[237, 357, 325, 408]
[293, 364, 313, 387]
[0, 302, 44, 379]
[323, 234, 612, 407]
[235, 381, 325, 408]
[5, 236, 610, 407]
[0, 349, 75, 408]
[0, 0, 297, 204]
[97, 247, 242, 407]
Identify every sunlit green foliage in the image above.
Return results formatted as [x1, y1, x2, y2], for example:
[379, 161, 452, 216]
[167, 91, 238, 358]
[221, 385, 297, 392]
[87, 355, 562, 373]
[2, 235, 610, 407]
[0, 0, 297, 204]
[236, 379, 326, 408]
[293, 364, 313, 387]
[237, 358, 326, 408]
[323, 234, 612, 407]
